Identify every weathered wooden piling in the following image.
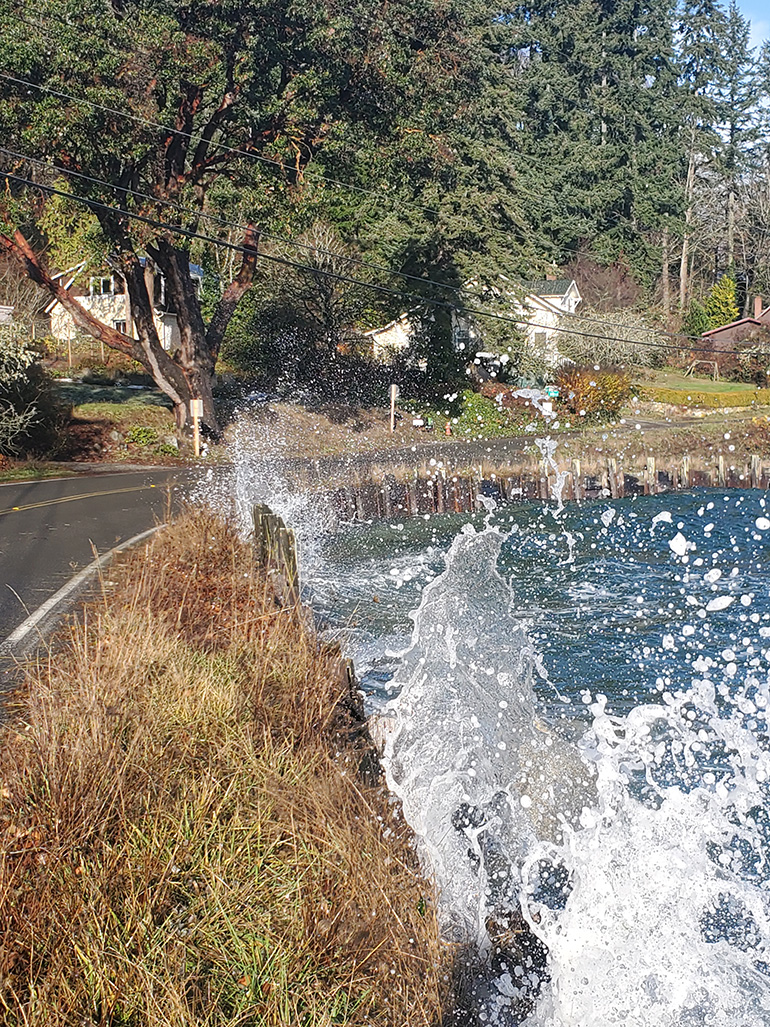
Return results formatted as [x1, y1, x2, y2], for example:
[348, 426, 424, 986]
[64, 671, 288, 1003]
[253, 503, 300, 605]
[323, 450, 770, 524]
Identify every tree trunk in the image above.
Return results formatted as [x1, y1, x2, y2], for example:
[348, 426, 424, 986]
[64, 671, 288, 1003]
[679, 148, 696, 312]
[150, 228, 259, 436]
[1, 225, 259, 438]
[662, 225, 670, 326]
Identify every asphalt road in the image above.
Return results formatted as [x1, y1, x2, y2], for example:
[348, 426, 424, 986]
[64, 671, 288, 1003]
[0, 468, 191, 642]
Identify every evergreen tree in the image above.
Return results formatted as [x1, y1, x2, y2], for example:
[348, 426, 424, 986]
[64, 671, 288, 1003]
[714, 0, 762, 273]
[682, 297, 711, 335]
[704, 273, 739, 327]
[506, 0, 684, 283]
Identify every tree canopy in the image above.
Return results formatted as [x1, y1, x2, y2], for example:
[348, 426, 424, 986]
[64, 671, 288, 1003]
[1, 0, 770, 405]
[1, 0, 534, 423]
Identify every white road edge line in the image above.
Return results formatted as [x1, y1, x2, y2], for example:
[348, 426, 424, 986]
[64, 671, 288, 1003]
[1, 524, 166, 652]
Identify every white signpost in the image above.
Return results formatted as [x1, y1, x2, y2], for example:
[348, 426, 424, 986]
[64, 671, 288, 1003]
[190, 398, 204, 457]
[389, 384, 399, 432]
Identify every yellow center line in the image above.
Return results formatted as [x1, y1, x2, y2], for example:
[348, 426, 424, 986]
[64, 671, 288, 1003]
[0, 483, 165, 517]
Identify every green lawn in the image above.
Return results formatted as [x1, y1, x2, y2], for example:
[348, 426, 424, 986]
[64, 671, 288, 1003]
[637, 369, 760, 394]
[54, 382, 174, 408]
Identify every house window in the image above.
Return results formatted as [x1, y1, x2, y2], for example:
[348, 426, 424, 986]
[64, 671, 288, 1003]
[90, 276, 114, 296]
[113, 320, 127, 334]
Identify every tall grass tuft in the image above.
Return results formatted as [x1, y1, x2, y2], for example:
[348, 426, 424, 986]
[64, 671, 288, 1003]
[0, 510, 447, 1026]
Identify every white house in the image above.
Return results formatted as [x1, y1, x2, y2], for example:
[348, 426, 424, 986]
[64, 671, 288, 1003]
[507, 278, 582, 365]
[365, 313, 416, 362]
[365, 277, 582, 368]
[49, 260, 204, 352]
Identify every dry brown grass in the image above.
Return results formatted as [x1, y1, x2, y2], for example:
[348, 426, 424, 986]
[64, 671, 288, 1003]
[0, 510, 448, 1026]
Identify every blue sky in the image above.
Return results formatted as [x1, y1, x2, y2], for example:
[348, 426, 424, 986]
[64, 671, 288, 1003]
[736, 1, 769, 50]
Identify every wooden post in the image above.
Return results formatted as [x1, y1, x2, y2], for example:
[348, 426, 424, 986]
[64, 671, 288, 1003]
[681, 455, 690, 489]
[190, 398, 204, 457]
[571, 459, 582, 501]
[607, 458, 618, 499]
[751, 454, 761, 489]
[389, 384, 399, 432]
[718, 454, 726, 487]
[645, 456, 656, 495]
[253, 503, 300, 605]
[540, 461, 550, 501]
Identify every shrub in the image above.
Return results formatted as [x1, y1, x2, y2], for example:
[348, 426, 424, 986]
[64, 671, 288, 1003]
[126, 424, 160, 447]
[0, 324, 65, 456]
[448, 389, 521, 437]
[704, 275, 739, 329]
[555, 366, 631, 421]
[729, 344, 770, 387]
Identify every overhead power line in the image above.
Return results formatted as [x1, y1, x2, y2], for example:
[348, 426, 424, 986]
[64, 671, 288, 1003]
[2, 143, 716, 346]
[0, 70, 446, 219]
[0, 146, 733, 347]
[5, 170, 768, 359]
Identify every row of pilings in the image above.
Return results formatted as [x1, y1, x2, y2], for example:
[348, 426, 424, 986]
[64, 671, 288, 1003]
[327, 452, 770, 522]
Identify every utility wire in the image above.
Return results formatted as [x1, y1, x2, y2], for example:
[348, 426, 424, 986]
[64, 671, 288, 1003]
[2, 143, 715, 345]
[6, 170, 769, 358]
[0, 146, 459, 296]
[0, 70, 446, 219]
[12, 46, 767, 267]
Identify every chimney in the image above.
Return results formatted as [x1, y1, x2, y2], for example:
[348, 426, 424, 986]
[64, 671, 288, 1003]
[546, 273, 556, 281]
[755, 295, 763, 318]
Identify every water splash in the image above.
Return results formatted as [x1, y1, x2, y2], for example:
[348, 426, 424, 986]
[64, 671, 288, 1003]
[379, 523, 597, 952]
[191, 412, 333, 573]
[374, 495, 770, 1026]
[535, 437, 569, 516]
[523, 675, 770, 1026]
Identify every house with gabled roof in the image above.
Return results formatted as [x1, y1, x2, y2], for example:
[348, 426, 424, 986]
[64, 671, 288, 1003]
[49, 258, 204, 353]
[699, 295, 770, 373]
[366, 277, 582, 368]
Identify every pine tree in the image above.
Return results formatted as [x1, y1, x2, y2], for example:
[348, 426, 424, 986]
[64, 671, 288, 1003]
[704, 274, 740, 327]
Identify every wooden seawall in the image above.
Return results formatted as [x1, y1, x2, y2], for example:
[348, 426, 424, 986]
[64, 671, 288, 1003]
[326, 452, 770, 522]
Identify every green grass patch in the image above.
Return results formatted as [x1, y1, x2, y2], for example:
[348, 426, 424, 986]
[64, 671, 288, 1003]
[637, 370, 760, 394]
[0, 462, 78, 482]
[634, 385, 770, 408]
[404, 389, 533, 439]
[54, 382, 174, 408]
[73, 401, 176, 431]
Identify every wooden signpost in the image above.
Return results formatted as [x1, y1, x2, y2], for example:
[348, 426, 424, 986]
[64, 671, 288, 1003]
[189, 398, 204, 457]
[389, 384, 399, 432]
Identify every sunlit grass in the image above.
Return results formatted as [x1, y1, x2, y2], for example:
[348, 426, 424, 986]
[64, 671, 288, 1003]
[0, 510, 446, 1026]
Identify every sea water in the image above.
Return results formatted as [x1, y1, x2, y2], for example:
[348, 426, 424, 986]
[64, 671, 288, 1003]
[312, 488, 770, 1025]
[208, 447, 770, 1025]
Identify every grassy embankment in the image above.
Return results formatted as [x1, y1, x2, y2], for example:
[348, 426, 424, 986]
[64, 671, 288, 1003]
[0, 511, 448, 1026]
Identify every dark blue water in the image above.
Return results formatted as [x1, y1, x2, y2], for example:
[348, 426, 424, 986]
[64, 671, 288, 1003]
[313, 489, 770, 721]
